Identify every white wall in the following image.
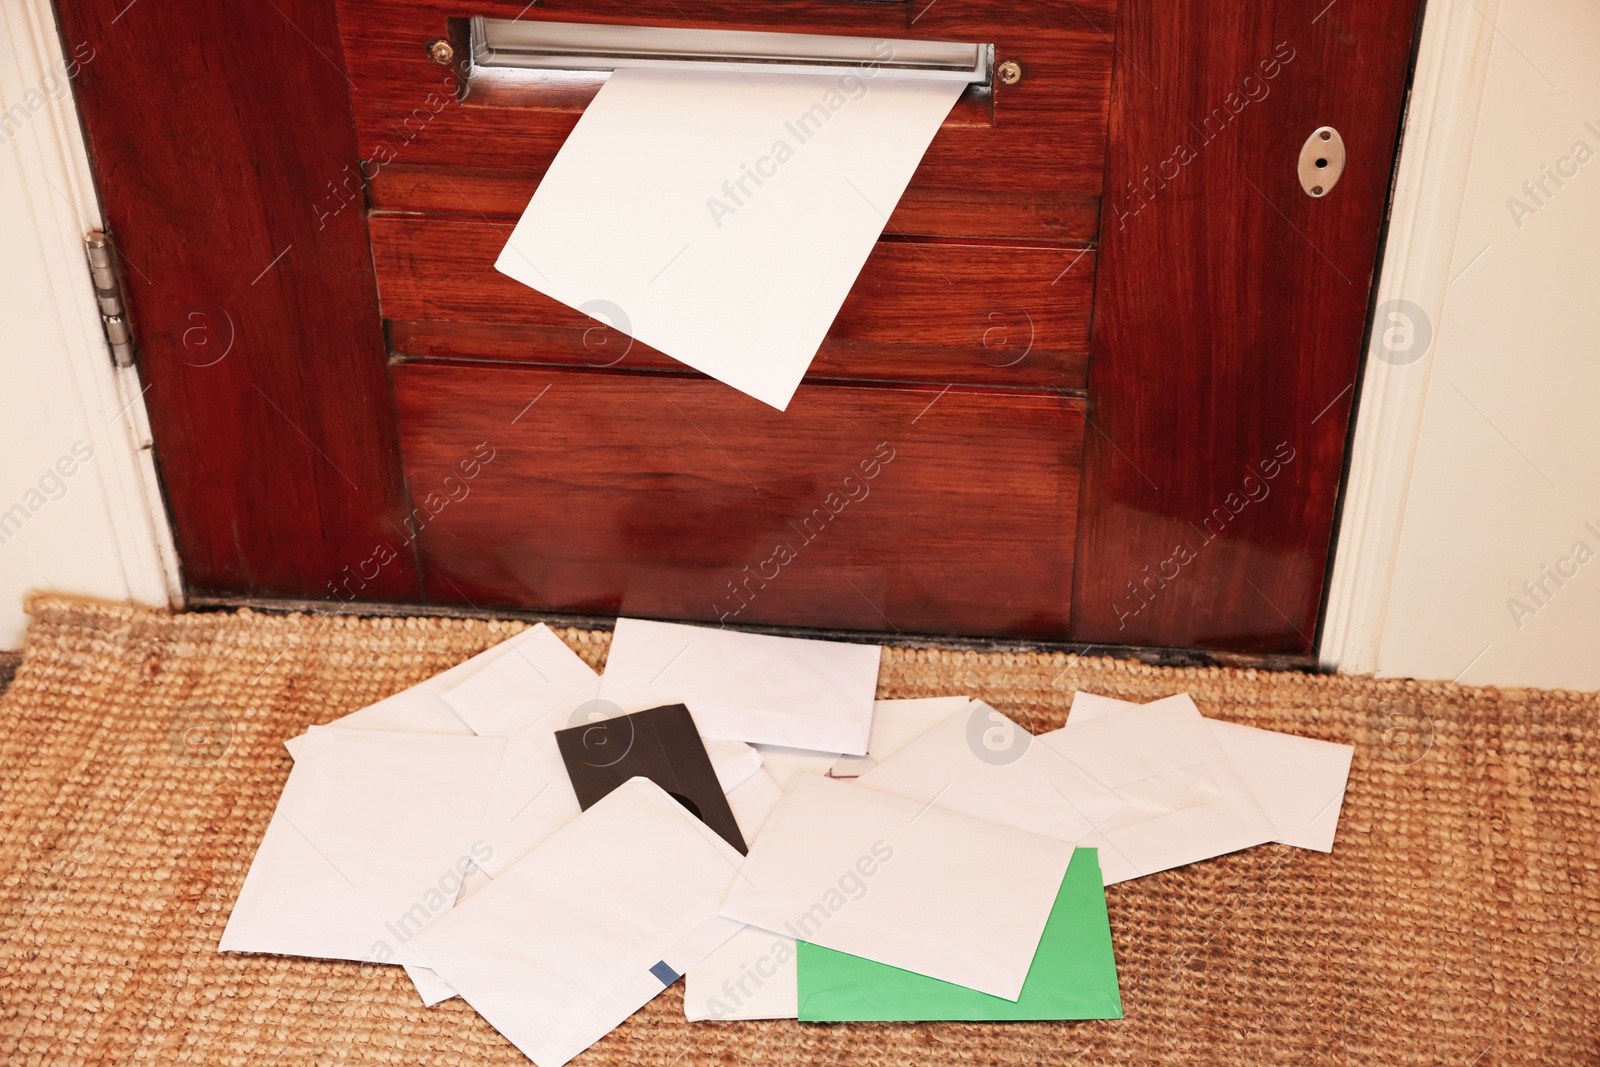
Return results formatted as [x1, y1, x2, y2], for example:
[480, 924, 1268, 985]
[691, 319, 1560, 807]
[1364, 0, 1600, 689]
[0, 0, 178, 648]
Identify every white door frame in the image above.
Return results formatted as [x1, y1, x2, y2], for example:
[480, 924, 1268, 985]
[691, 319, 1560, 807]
[1318, 0, 1499, 672]
[1, 0, 181, 615]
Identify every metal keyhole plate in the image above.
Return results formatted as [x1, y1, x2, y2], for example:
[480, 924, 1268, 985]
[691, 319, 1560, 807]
[1298, 126, 1345, 198]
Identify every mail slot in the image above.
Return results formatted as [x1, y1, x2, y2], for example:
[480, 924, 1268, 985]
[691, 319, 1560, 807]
[469, 17, 993, 84]
[342, 1, 1108, 241]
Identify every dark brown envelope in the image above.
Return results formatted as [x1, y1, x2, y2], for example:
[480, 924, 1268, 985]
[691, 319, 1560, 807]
[555, 703, 748, 854]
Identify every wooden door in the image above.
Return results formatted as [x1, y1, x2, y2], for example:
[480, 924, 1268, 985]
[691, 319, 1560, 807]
[1072, 4, 1424, 653]
[53, 0, 1422, 654]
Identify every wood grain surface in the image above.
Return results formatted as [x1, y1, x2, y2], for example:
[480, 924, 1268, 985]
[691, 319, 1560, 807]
[55, 0, 420, 600]
[1070, 0, 1423, 653]
[392, 362, 1084, 638]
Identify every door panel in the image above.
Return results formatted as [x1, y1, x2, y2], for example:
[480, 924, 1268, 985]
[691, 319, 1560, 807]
[393, 364, 1084, 638]
[345, 0, 1111, 639]
[1070, 0, 1424, 653]
[53, 0, 419, 601]
[338, 0, 1116, 243]
[368, 165, 1104, 246]
[371, 215, 1094, 388]
[56, 0, 1422, 654]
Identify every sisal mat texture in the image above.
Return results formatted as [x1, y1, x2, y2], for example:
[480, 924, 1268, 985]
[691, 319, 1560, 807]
[0, 595, 1597, 1066]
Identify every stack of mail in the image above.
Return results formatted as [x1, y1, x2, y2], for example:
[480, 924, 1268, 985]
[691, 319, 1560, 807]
[221, 617, 1353, 1063]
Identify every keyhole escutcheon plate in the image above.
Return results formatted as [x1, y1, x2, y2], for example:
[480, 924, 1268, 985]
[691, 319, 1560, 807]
[1298, 126, 1345, 198]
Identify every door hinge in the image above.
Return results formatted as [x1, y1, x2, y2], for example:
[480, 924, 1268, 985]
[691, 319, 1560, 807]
[85, 230, 134, 368]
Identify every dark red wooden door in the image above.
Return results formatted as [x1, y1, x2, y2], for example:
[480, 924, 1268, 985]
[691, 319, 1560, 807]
[1071, 1, 1423, 653]
[53, 0, 1420, 654]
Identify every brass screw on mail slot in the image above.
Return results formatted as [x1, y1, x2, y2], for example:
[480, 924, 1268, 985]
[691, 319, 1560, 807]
[427, 38, 455, 65]
[997, 59, 1022, 85]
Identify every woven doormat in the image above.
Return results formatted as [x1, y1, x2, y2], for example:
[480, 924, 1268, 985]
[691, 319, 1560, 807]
[0, 595, 1596, 1066]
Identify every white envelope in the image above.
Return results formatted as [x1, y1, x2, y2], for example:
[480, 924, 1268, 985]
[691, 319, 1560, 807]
[828, 696, 969, 777]
[403, 963, 458, 1007]
[438, 625, 600, 737]
[725, 768, 785, 845]
[691, 700, 1049, 1023]
[705, 737, 764, 792]
[1039, 694, 1277, 885]
[598, 618, 881, 754]
[285, 625, 593, 754]
[684, 765, 793, 1022]
[719, 775, 1074, 1000]
[684, 924, 798, 1022]
[274, 708, 579, 994]
[288, 686, 468, 750]
[1064, 691, 1145, 723]
[495, 67, 964, 411]
[752, 743, 841, 791]
[684, 700, 960, 1023]
[730, 698, 970, 796]
[683, 765, 794, 1022]
[856, 700, 1125, 842]
[412, 715, 762, 1010]
[1068, 691, 1354, 852]
[409, 778, 745, 1067]
[474, 713, 585, 880]
[219, 728, 503, 966]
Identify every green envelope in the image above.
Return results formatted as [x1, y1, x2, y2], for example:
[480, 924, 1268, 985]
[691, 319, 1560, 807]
[796, 848, 1121, 1021]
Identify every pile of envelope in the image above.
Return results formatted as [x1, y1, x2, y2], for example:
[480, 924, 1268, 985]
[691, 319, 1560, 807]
[221, 618, 1354, 1065]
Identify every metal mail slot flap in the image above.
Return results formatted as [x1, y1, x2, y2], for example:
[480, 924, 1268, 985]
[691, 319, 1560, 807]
[471, 16, 991, 84]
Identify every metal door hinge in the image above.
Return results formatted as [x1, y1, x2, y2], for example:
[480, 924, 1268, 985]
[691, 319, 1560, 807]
[85, 230, 134, 367]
